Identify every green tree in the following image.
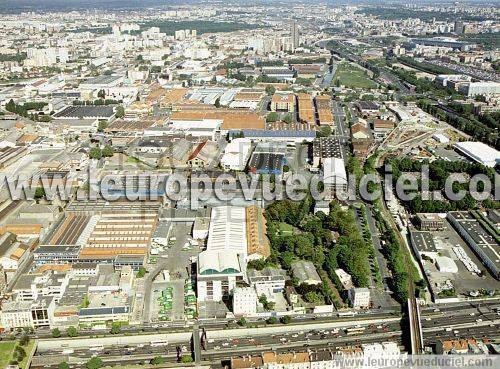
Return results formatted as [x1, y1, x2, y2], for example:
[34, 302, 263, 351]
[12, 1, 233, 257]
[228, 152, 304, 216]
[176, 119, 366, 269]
[180, 355, 193, 363]
[52, 328, 61, 338]
[265, 85, 276, 96]
[98, 120, 108, 132]
[101, 145, 114, 157]
[66, 326, 78, 337]
[266, 112, 279, 123]
[19, 334, 29, 346]
[316, 125, 332, 137]
[110, 322, 121, 334]
[136, 267, 147, 278]
[214, 97, 221, 108]
[5, 99, 16, 114]
[151, 357, 166, 365]
[237, 317, 247, 326]
[89, 147, 102, 160]
[283, 113, 292, 124]
[97, 89, 105, 99]
[34, 187, 45, 200]
[58, 362, 70, 369]
[280, 315, 292, 324]
[266, 316, 278, 324]
[115, 105, 125, 118]
[14, 345, 26, 361]
[304, 291, 323, 304]
[86, 357, 103, 369]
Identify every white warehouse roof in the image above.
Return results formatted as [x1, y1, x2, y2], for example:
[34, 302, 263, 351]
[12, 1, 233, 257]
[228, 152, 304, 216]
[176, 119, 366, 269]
[454, 141, 500, 168]
[170, 118, 222, 131]
[220, 138, 253, 171]
[207, 206, 247, 255]
[323, 157, 347, 186]
[198, 250, 241, 275]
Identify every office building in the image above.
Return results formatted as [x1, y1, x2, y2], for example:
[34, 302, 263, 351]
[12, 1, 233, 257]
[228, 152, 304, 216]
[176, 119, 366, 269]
[232, 287, 257, 316]
[247, 267, 287, 296]
[415, 213, 446, 231]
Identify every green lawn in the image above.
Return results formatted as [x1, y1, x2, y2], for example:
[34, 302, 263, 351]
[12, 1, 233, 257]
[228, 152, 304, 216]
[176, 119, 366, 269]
[0, 340, 35, 369]
[278, 222, 294, 235]
[0, 341, 16, 368]
[333, 63, 378, 89]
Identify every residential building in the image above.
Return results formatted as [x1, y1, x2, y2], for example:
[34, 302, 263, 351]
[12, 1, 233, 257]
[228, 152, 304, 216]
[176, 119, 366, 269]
[348, 287, 370, 309]
[262, 351, 310, 369]
[271, 93, 295, 112]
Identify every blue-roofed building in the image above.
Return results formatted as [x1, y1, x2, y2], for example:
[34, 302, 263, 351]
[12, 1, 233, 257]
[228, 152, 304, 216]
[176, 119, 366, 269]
[247, 142, 287, 175]
[248, 153, 285, 175]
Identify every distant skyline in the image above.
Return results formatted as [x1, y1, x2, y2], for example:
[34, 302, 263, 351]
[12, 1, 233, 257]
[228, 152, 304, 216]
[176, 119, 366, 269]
[0, 0, 498, 14]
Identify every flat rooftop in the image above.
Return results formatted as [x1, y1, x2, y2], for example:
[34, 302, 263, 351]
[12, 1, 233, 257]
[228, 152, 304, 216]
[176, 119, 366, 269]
[54, 106, 115, 119]
[248, 153, 284, 172]
[448, 211, 500, 272]
[410, 230, 438, 254]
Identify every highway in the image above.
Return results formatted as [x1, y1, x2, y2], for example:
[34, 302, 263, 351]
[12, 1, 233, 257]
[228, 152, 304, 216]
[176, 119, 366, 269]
[30, 301, 499, 368]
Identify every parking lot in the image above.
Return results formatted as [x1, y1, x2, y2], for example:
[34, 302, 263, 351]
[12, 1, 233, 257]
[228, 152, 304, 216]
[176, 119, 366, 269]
[411, 221, 499, 299]
[146, 223, 203, 322]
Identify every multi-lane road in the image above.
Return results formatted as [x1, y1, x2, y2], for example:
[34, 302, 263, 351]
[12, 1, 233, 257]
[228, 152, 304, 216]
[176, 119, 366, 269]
[30, 300, 499, 369]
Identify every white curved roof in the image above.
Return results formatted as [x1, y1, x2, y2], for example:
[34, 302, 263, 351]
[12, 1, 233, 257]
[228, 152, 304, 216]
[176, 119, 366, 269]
[198, 250, 241, 275]
[207, 206, 247, 255]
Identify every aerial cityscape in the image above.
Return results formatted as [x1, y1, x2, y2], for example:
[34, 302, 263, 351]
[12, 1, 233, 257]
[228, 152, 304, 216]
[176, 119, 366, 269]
[0, 1, 498, 368]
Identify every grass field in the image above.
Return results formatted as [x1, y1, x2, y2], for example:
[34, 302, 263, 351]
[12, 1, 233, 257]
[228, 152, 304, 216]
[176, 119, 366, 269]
[0, 341, 16, 368]
[278, 222, 294, 235]
[333, 63, 378, 89]
[0, 340, 35, 369]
